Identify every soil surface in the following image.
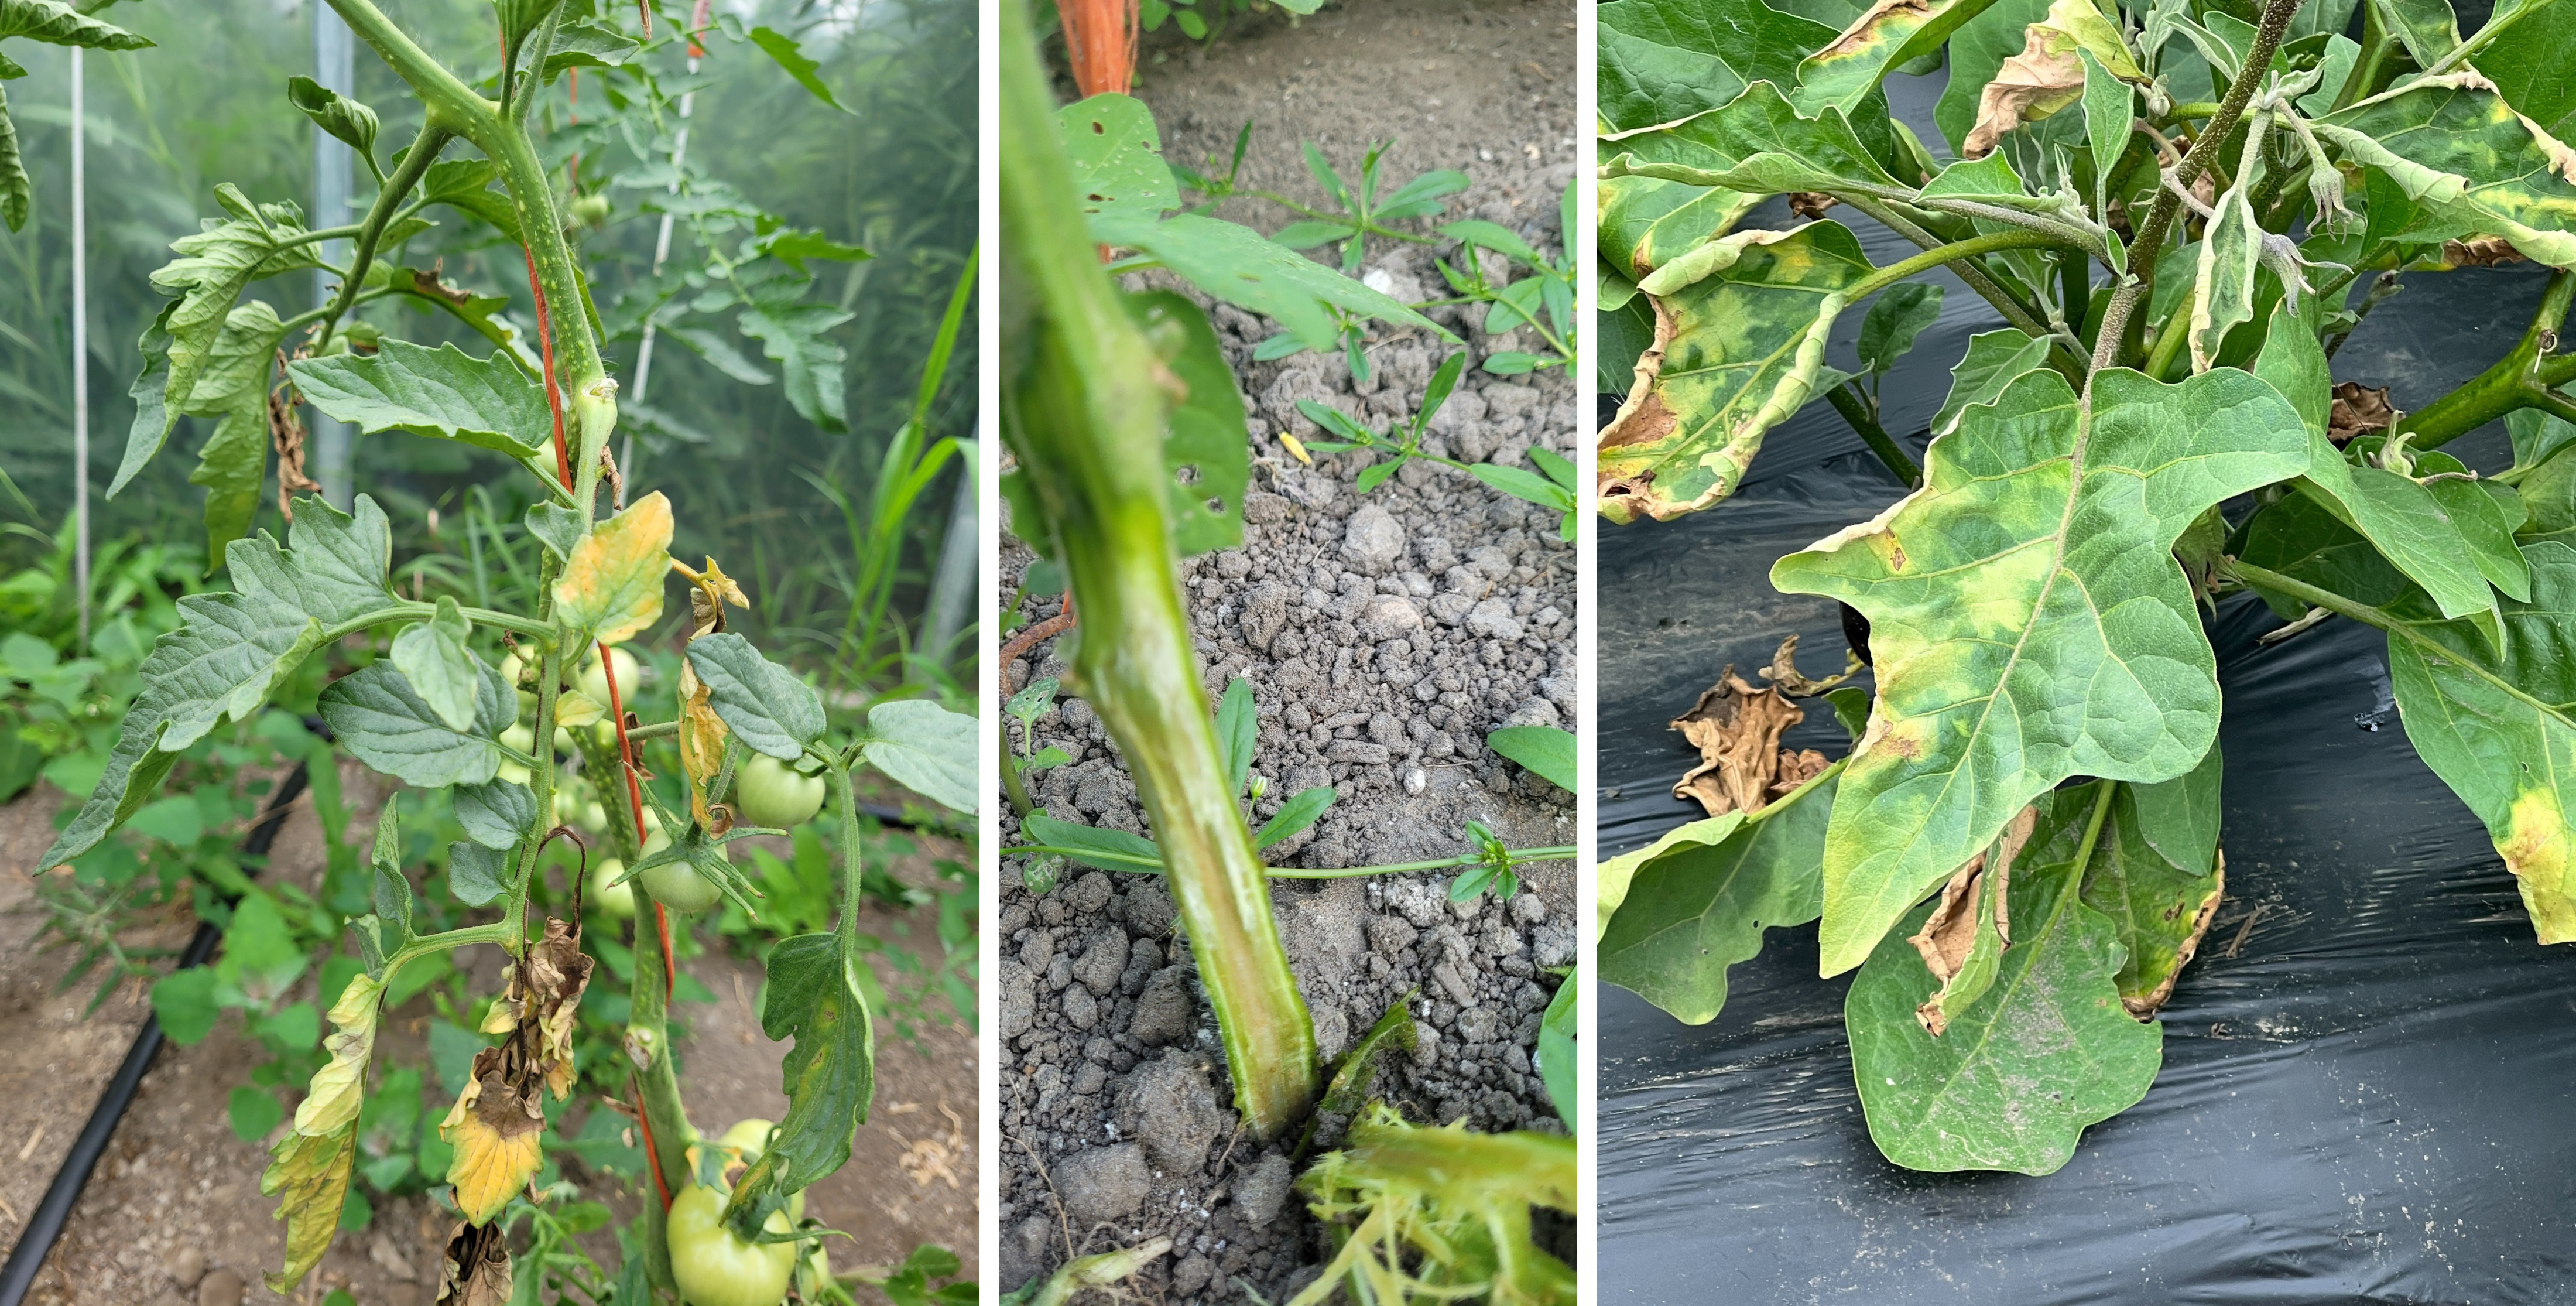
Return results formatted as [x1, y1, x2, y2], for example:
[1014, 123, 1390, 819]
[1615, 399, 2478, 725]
[0, 771, 975, 1305]
[1000, 0, 1577, 1297]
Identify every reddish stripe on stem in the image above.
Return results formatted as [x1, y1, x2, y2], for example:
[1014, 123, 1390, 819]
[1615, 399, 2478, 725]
[596, 638, 670, 1000]
[631, 1075, 673, 1210]
[520, 245, 576, 491]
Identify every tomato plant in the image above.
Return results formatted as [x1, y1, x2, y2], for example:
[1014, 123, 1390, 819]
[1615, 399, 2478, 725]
[1597, 0, 2576, 1174]
[21, 1, 978, 1298]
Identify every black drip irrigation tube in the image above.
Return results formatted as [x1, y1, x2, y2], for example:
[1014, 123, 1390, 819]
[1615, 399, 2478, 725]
[0, 717, 324, 1306]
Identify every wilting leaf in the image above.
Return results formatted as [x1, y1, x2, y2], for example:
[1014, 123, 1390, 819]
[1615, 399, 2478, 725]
[39, 593, 324, 867]
[1847, 790, 2162, 1173]
[555, 491, 673, 646]
[1315, 990, 1421, 1120]
[1599, 221, 1871, 522]
[1797, 0, 2013, 116]
[440, 1047, 545, 1225]
[1771, 365, 2307, 976]
[2252, 300, 2513, 641]
[722, 932, 875, 1241]
[1906, 805, 2040, 1036]
[320, 659, 513, 788]
[434, 1222, 513, 1306]
[1931, 328, 2054, 437]
[686, 633, 825, 761]
[2313, 71, 2576, 269]
[2080, 746, 2225, 1015]
[115, 211, 319, 495]
[1597, 175, 1762, 285]
[2188, 172, 2264, 372]
[1598, 770, 1836, 1023]
[1595, 0, 1835, 131]
[292, 972, 385, 1138]
[2384, 541, 2576, 942]
[262, 972, 383, 1293]
[289, 340, 555, 478]
[1293, 1108, 1577, 1306]
[1127, 292, 1251, 556]
[1666, 665, 1828, 816]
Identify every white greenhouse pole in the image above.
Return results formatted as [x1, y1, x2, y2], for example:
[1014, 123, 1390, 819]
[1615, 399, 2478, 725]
[624, 11, 709, 477]
[70, 47, 88, 651]
[311, 5, 355, 508]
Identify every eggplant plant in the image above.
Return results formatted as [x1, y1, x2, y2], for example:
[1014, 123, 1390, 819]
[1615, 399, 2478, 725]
[1002, 0, 1575, 1135]
[1597, 0, 2576, 1174]
[33, 1, 975, 1298]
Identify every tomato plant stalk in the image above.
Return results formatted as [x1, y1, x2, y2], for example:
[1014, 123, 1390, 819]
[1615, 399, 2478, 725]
[1001, 0, 1320, 1136]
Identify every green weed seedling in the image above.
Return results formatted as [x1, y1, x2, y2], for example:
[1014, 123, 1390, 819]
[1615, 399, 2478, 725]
[1295, 353, 1581, 541]
[1433, 177, 1580, 375]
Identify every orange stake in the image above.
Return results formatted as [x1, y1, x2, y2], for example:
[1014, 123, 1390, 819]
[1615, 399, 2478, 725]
[520, 246, 576, 491]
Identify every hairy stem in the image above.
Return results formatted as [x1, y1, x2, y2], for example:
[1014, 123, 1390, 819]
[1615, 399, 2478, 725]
[2396, 271, 2576, 449]
[1824, 384, 1923, 487]
[315, 124, 453, 350]
[1002, 0, 1318, 1137]
[1838, 194, 2058, 346]
[2094, 0, 2307, 374]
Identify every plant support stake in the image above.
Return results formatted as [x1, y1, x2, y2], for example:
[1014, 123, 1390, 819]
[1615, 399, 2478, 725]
[68, 45, 86, 652]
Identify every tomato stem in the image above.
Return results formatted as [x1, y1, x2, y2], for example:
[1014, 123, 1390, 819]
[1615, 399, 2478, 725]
[522, 244, 576, 491]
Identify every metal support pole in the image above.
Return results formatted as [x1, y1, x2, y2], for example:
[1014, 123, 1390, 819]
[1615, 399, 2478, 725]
[624, 31, 707, 481]
[70, 47, 88, 652]
[310, 4, 355, 509]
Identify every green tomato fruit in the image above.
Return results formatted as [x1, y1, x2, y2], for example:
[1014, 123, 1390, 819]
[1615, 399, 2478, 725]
[570, 193, 611, 227]
[733, 755, 825, 829]
[639, 849, 722, 912]
[715, 1119, 806, 1222]
[580, 646, 640, 711]
[666, 1184, 794, 1306]
[588, 857, 635, 919]
[497, 723, 535, 785]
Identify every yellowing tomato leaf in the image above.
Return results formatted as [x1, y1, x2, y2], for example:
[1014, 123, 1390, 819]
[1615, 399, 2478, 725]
[555, 491, 674, 647]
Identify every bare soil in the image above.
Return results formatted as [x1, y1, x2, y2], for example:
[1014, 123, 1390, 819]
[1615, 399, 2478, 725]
[999, 0, 1577, 1298]
[0, 770, 975, 1305]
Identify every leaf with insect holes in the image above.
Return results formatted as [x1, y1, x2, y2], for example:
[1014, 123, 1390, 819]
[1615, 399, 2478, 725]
[287, 75, 378, 158]
[1254, 785, 1337, 850]
[1126, 292, 1250, 556]
[1215, 677, 1256, 798]
[1771, 365, 2308, 976]
[857, 699, 978, 816]
[390, 599, 479, 733]
[114, 210, 320, 496]
[686, 633, 826, 761]
[39, 593, 325, 869]
[722, 931, 874, 1242]
[451, 778, 533, 852]
[2313, 71, 2576, 268]
[1022, 812, 1163, 870]
[1848, 789, 2161, 1174]
[555, 492, 674, 647]
[1599, 222, 1872, 523]
[1486, 726, 1575, 791]
[320, 658, 515, 788]
[1599, 772, 1832, 1022]
[1061, 95, 1180, 229]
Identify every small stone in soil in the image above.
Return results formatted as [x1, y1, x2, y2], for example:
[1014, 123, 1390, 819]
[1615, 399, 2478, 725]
[1234, 1153, 1295, 1226]
[163, 1246, 205, 1290]
[1125, 1050, 1227, 1175]
[1054, 1142, 1152, 1223]
[196, 1267, 244, 1306]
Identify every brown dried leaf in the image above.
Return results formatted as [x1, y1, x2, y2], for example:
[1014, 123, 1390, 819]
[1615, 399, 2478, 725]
[1907, 806, 2039, 1035]
[2122, 850, 2225, 1018]
[1787, 191, 1840, 220]
[1759, 633, 1856, 698]
[1965, 27, 2084, 158]
[1670, 669, 1806, 817]
[2441, 235, 2525, 268]
[1772, 748, 1832, 796]
[440, 1048, 545, 1225]
[2328, 381, 2395, 446]
[436, 1220, 513, 1306]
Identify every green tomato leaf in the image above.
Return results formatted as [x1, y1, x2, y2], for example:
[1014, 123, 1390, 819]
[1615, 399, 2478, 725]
[39, 593, 324, 868]
[747, 25, 854, 113]
[523, 502, 584, 563]
[858, 699, 978, 816]
[417, 159, 522, 244]
[738, 303, 854, 432]
[1061, 94, 1181, 228]
[183, 301, 291, 560]
[451, 778, 534, 852]
[114, 209, 320, 496]
[541, 18, 640, 77]
[370, 794, 412, 943]
[447, 841, 509, 908]
[1598, 221, 1871, 522]
[686, 633, 826, 761]
[2080, 746, 2225, 1012]
[226, 494, 400, 629]
[287, 340, 556, 474]
[1771, 364, 2308, 976]
[390, 597, 478, 733]
[722, 932, 875, 1241]
[1485, 725, 1576, 791]
[319, 658, 513, 788]
[1847, 792, 2163, 1174]
[1126, 292, 1251, 556]
[0, 0, 153, 48]
[1855, 281, 1943, 374]
[1, 85, 28, 233]
[286, 75, 379, 159]
[1597, 771, 1832, 1021]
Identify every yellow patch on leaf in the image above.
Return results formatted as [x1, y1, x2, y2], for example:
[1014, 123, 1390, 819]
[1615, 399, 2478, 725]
[678, 555, 748, 828]
[261, 1123, 358, 1294]
[554, 491, 674, 645]
[290, 972, 383, 1137]
[2501, 785, 2576, 943]
[441, 1060, 546, 1225]
[552, 689, 608, 728]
